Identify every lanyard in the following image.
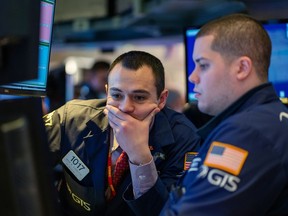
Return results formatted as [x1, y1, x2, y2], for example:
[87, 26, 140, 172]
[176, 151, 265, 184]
[106, 146, 116, 199]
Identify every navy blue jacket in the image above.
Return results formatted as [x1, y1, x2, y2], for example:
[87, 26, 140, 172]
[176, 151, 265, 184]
[44, 99, 201, 216]
[160, 83, 288, 215]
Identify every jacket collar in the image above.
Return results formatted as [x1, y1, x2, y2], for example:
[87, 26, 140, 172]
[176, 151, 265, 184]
[197, 83, 278, 140]
[86, 108, 109, 134]
[150, 108, 175, 147]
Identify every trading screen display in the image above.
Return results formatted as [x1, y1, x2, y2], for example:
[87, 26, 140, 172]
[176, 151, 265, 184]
[185, 22, 288, 103]
[0, 0, 55, 96]
[184, 27, 199, 102]
[264, 22, 288, 101]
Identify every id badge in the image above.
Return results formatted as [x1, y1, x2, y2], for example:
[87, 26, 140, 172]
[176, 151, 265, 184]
[62, 150, 90, 181]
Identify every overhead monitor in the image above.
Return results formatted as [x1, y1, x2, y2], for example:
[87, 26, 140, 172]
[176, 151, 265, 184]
[0, 0, 56, 96]
[0, 0, 40, 84]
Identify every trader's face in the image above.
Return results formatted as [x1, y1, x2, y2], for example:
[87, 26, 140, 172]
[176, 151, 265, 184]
[189, 35, 236, 116]
[106, 63, 167, 120]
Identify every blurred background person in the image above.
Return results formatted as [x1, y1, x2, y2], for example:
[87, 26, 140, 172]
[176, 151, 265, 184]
[75, 60, 110, 99]
[46, 64, 67, 112]
[165, 88, 185, 113]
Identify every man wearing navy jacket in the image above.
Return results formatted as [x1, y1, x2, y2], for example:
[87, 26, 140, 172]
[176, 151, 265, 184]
[44, 50, 201, 216]
[121, 14, 288, 215]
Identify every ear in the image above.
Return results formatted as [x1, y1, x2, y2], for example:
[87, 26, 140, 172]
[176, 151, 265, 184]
[235, 56, 252, 81]
[105, 84, 108, 94]
[158, 89, 169, 110]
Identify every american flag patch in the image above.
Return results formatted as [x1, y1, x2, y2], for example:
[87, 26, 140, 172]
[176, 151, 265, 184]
[184, 152, 198, 170]
[204, 142, 248, 176]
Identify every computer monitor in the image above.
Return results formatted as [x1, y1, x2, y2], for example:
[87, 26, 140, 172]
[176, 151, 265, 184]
[184, 27, 199, 103]
[184, 21, 288, 104]
[263, 21, 288, 104]
[0, 0, 40, 84]
[0, 97, 61, 216]
[0, 0, 56, 96]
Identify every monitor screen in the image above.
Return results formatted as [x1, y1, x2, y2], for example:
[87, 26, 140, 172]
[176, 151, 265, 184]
[0, 97, 61, 216]
[264, 22, 288, 103]
[184, 27, 199, 103]
[184, 22, 288, 104]
[0, 0, 56, 97]
[0, 0, 40, 84]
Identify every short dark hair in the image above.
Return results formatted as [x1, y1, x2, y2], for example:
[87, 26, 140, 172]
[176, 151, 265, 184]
[109, 50, 165, 98]
[196, 13, 271, 81]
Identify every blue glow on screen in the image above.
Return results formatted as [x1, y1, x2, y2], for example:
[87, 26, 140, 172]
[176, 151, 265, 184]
[10, 44, 50, 88]
[264, 23, 288, 99]
[185, 28, 199, 102]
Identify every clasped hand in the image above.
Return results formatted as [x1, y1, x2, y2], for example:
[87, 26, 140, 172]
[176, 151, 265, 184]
[105, 105, 160, 165]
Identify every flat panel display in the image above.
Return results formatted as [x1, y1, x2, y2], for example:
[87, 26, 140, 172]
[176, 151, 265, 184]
[0, 0, 56, 96]
[0, 0, 40, 84]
